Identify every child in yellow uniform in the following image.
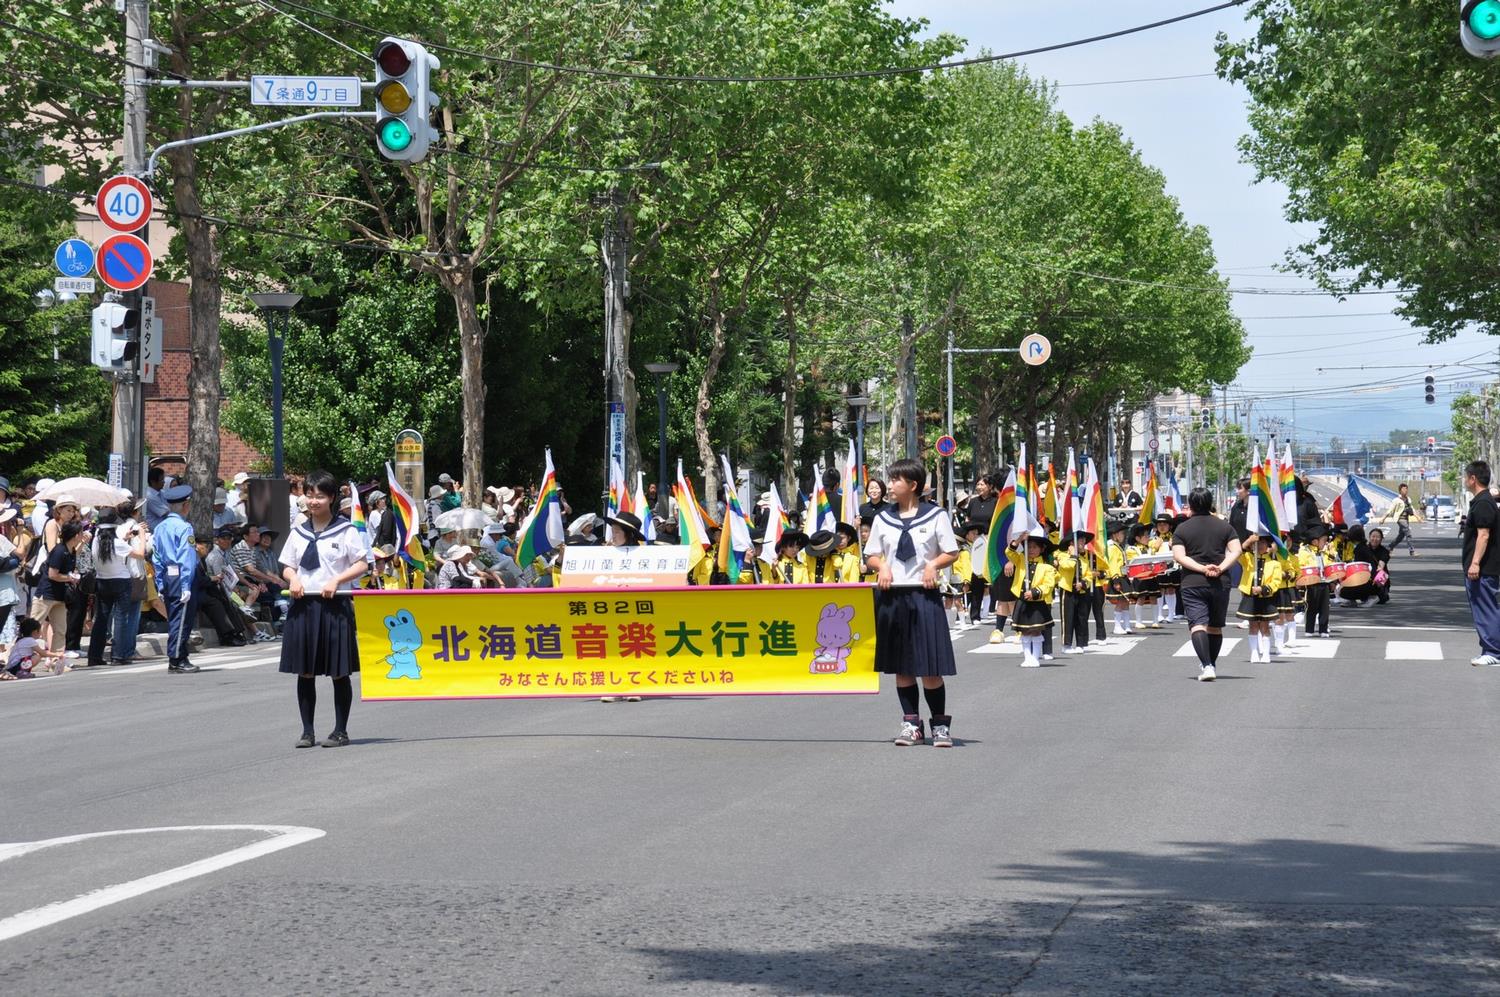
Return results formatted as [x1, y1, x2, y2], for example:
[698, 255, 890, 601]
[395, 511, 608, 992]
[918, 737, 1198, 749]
[1275, 541, 1299, 651]
[1297, 523, 1334, 637]
[1007, 529, 1058, 669]
[857, 521, 878, 582]
[768, 532, 808, 584]
[1102, 519, 1131, 636]
[1237, 534, 1285, 663]
[1055, 529, 1096, 653]
[946, 521, 979, 630]
[1125, 523, 1160, 630]
[834, 523, 863, 585]
[801, 530, 845, 584]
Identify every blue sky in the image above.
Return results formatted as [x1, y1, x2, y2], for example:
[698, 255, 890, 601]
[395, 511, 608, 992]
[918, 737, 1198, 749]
[884, 1, 1497, 446]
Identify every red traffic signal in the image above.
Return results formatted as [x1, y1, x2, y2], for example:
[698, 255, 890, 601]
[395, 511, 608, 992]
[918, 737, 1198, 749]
[376, 41, 412, 77]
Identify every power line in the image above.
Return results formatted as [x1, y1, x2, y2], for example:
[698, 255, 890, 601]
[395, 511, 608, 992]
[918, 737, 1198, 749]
[269, 0, 1250, 84]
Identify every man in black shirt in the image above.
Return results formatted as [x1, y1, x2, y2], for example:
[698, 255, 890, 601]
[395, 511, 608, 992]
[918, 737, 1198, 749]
[1462, 461, 1500, 666]
[1171, 488, 1242, 682]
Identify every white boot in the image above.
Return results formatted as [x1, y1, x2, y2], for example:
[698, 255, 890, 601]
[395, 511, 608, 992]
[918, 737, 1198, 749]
[1270, 624, 1285, 656]
[1020, 636, 1041, 668]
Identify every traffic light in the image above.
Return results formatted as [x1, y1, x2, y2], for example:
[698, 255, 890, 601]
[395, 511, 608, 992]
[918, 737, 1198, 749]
[1462, 0, 1500, 57]
[1200, 409, 1211, 430]
[373, 37, 441, 163]
[91, 302, 139, 369]
[1424, 374, 1436, 404]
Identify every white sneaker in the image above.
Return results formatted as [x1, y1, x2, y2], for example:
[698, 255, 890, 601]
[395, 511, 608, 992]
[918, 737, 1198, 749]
[1063, 646, 1081, 654]
[1471, 654, 1500, 667]
[1042, 653, 1054, 661]
[1113, 625, 1129, 636]
[63, 650, 80, 659]
[988, 631, 1004, 645]
[1294, 612, 1305, 624]
[1259, 654, 1272, 664]
[1198, 665, 1216, 682]
[1020, 656, 1041, 668]
[1235, 620, 1249, 630]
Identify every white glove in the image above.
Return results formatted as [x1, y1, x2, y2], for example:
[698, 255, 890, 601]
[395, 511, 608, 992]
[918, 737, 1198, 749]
[179, 585, 192, 605]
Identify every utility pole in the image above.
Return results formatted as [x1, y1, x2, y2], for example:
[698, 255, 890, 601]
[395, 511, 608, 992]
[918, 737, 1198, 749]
[117, 0, 151, 499]
[945, 324, 954, 509]
[600, 188, 629, 496]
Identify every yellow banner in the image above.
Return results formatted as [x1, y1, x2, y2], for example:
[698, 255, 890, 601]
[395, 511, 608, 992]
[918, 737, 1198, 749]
[353, 585, 878, 700]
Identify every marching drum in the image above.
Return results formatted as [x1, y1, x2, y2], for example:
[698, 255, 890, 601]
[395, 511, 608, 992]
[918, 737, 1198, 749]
[1341, 561, 1373, 587]
[1296, 565, 1324, 587]
[1125, 554, 1175, 580]
[1321, 562, 1347, 583]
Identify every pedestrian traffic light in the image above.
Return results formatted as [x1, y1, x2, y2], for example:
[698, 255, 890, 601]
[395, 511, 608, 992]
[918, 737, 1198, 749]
[1462, 0, 1500, 57]
[373, 37, 441, 163]
[91, 302, 139, 369]
[1424, 374, 1436, 404]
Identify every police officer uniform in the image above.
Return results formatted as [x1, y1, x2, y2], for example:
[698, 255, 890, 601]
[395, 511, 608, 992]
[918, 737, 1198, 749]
[151, 484, 200, 673]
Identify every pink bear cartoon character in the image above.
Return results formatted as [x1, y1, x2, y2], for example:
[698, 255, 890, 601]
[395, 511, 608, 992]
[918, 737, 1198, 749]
[811, 603, 858, 674]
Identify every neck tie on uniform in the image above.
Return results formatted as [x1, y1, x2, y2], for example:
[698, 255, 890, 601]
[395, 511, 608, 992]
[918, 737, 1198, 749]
[300, 528, 323, 571]
[895, 519, 920, 562]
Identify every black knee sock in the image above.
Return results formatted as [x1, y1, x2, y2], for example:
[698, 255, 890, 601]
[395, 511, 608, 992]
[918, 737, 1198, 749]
[297, 677, 316, 734]
[1042, 629, 1052, 655]
[332, 677, 353, 734]
[923, 682, 946, 716]
[897, 683, 920, 715]
[1190, 631, 1212, 666]
[1208, 633, 1224, 663]
[993, 613, 1008, 634]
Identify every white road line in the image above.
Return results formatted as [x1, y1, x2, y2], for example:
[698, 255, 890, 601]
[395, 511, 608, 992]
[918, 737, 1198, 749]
[1278, 639, 1340, 659]
[0, 824, 324, 943]
[1077, 636, 1146, 656]
[1174, 638, 1242, 658]
[1334, 624, 1472, 633]
[968, 641, 1023, 655]
[1385, 640, 1445, 661]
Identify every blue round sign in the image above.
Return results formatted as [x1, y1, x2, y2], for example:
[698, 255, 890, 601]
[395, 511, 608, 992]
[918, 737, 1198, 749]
[936, 435, 957, 457]
[54, 238, 94, 278]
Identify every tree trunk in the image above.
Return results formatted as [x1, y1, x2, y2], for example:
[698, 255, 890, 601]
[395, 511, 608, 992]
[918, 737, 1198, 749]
[694, 308, 728, 503]
[893, 316, 918, 459]
[169, 156, 222, 536]
[623, 307, 642, 490]
[780, 301, 798, 498]
[448, 271, 486, 507]
[973, 391, 997, 475]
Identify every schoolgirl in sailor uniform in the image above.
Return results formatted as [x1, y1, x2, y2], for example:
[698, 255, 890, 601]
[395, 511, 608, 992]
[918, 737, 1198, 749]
[864, 458, 960, 748]
[279, 470, 370, 748]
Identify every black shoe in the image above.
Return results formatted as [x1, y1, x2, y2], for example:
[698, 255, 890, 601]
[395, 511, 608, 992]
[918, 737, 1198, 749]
[321, 731, 350, 748]
[295, 732, 317, 748]
[168, 660, 201, 673]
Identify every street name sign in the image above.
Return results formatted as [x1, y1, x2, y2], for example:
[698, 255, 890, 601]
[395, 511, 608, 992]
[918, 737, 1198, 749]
[251, 76, 362, 107]
[54, 277, 96, 294]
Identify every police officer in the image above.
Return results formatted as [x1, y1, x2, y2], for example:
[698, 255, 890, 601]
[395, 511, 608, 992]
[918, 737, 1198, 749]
[152, 484, 201, 673]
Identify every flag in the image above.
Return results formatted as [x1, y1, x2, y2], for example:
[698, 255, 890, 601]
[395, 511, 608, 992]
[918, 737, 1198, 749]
[1329, 477, 1374, 526]
[1138, 463, 1159, 525]
[673, 459, 712, 567]
[633, 471, 655, 543]
[385, 462, 428, 576]
[347, 481, 367, 533]
[1279, 443, 1299, 533]
[1013, 444, 1035, 538]
[515, 448, 565, 567]
[1058, 448, 1077, 538]
[1042, 462, 1058, 527]
[714, 454, 755, 582]
[841, 438, 861, 526]
[980, 467, 1019, 582]
[606, 453, 625, 518]
[1165, 466, 1184, 514]
[1082, 457, 1107, 557]
[1247, 446, 1288, 552]
[807, 464, 835, 535]
[759, 482, 790, 566]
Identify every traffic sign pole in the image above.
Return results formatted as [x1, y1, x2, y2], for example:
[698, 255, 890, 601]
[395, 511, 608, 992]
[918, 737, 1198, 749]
[117, 0, 150, 502]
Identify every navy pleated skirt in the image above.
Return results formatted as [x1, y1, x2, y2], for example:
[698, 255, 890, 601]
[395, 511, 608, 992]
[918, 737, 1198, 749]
[278, 595, 360, 678]
[874, 587, 957, 677]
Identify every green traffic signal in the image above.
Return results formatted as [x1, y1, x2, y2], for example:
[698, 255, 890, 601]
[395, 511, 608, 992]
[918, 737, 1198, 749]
[379, 118, 413, 153]
[1471, 0, 1500, 39]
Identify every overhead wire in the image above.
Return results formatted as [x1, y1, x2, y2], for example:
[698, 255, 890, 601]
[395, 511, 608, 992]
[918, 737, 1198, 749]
[266, 0, 1250, 84]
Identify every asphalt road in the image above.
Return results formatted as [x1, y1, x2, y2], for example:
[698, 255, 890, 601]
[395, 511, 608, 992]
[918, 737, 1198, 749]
[3, 524, 1498, 995]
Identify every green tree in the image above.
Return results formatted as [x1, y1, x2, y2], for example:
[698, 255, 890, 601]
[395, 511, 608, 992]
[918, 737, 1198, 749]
[1217, 0, 1500, 338]
[0, 196, 112, 480]
[1196, 418, 1253, 497]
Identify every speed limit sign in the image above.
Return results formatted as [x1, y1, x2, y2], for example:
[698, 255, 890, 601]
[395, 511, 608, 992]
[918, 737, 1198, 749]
[96, 175, 153, 233]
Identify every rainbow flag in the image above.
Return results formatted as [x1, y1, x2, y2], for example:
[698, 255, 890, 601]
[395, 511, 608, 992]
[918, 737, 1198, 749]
[515, 449, 565, 567]
[1014, 444, 1032, 534]
[384, 462, 428, 578]
[1058, 448, 1077, 538]
[348, 481, 367, 533]
[633, 471, 655, 543]
[981, 467, 1019, 583]
[1082, 457, 1107, 557]
[715, 454, 755, 582]
[841, 439, 861, 525]
[1246, 446, 1288, 553]
[806, 464, 835, 535]
[1278, 443, 1298, 533]
[673, 459, 712, 567]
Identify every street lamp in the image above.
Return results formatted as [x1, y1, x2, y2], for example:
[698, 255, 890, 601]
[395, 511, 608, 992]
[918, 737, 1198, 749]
[249, 292, 302, 478]
[644, 360, 679, 518]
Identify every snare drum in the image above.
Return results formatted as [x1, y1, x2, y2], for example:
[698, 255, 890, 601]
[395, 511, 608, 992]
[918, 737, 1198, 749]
[1322, 562, 1347, 583]
[1342, 561, 1373, 587]
[1296, 565, 1323, 587]
[1125, 554, 1174, 580]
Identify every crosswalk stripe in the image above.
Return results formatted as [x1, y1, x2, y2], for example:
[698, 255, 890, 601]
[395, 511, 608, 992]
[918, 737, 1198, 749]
[1075, 636, 1146, 656]
[1385, 640, 1444, 661]
[1278, 639, 1340, 659]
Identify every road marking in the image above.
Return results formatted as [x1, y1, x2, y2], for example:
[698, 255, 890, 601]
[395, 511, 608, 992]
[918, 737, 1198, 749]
[101, 656, 274, 676]
[1279, 639, 1340, 659]
[0, 824, 324, 943]
[969, 640, 1022, 655]
[1334, 624, 1472, 633]
[1385, 640, 1445, 661]
[1175, 638, 1242, 658]
[1076, 636, 1146, 656]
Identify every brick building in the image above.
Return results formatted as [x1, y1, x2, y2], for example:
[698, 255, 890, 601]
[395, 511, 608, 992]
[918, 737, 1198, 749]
[137, 279, 263, 476]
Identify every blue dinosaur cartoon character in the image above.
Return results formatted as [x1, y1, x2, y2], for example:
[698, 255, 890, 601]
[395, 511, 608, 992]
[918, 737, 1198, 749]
[383, 610, 423, 680]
